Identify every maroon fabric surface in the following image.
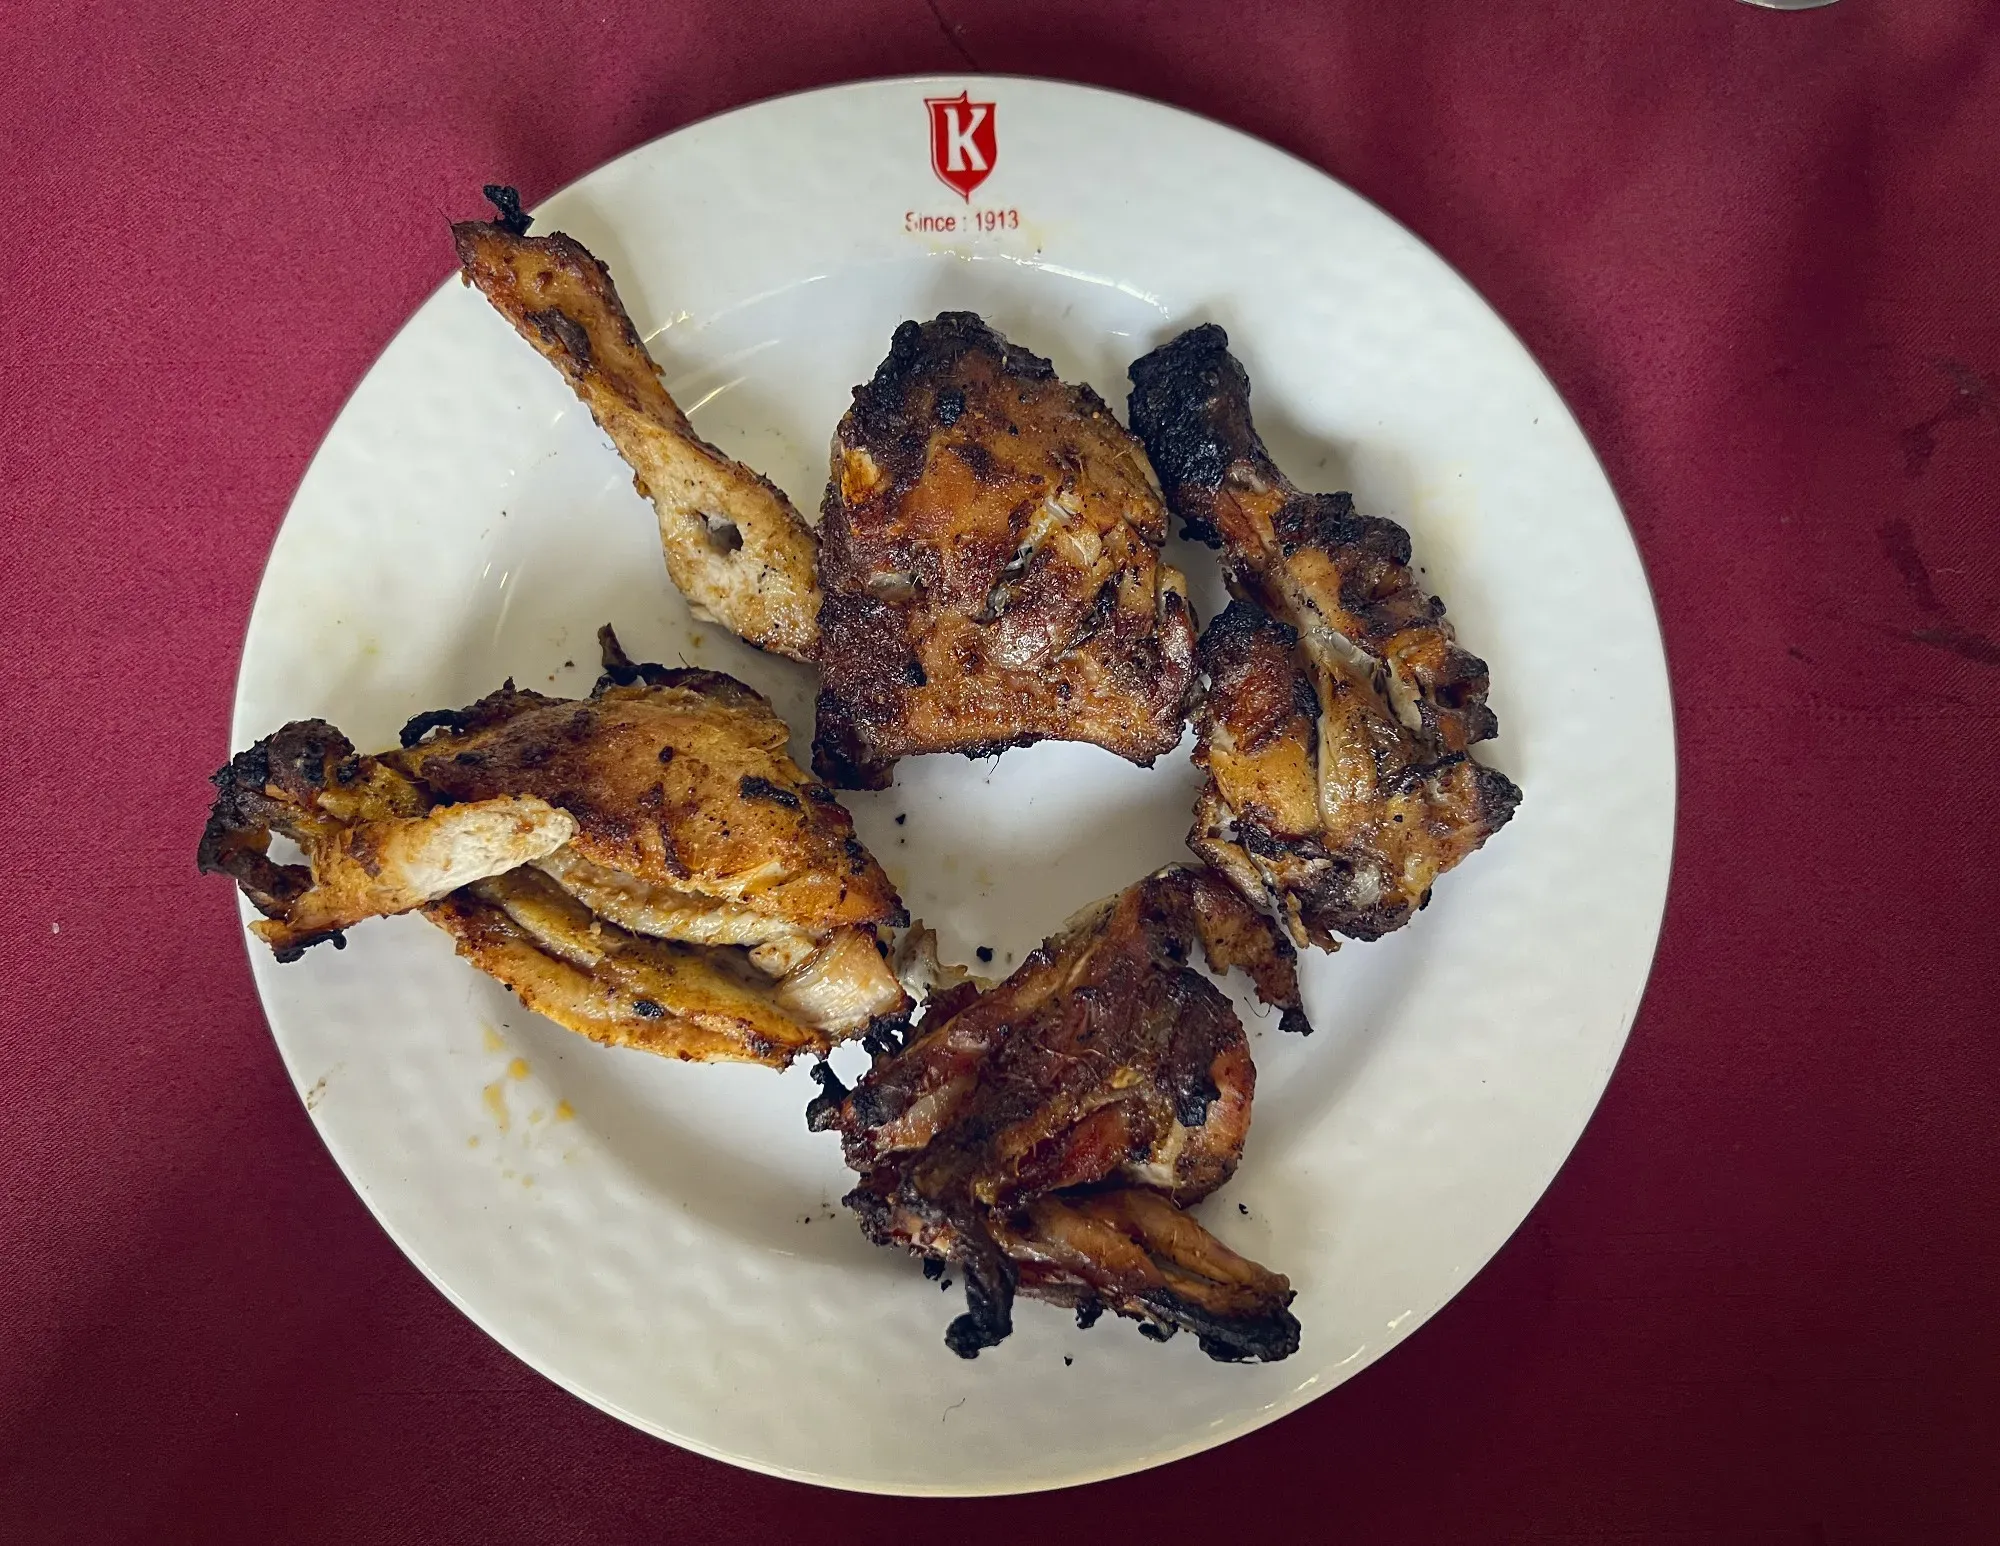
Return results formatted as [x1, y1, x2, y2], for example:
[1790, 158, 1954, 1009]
[5, 0, 1997, 1539]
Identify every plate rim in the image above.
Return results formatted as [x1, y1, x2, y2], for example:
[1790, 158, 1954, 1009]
[229, 71, 1680, 1496]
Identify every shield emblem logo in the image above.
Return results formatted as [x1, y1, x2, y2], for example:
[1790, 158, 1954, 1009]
[925, 92, 997, 201]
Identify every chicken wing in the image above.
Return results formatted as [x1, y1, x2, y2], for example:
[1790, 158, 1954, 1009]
[815, 864, 1306, 1360]
[812, 313, 1197, 789]
[198, 719, 576, 961]
[1128, 326, 1522, 947]
[199, 630, 908, 1065]
[454, 197, 820, 662]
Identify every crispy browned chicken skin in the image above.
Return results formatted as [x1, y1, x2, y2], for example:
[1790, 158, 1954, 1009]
[199, 631, 908, 1066]
[812, 313, 1197, 789]
[814, 864, 1307, 1361]
[1128, 326, 1521, 946]
[454, 200, 820, 662]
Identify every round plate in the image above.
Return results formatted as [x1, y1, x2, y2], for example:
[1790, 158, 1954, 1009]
[235, 76, 1673, 1495]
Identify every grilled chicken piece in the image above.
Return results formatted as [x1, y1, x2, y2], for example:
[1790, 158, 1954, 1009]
[454, 201, 819, 662]
[1128, 325, 1522, 947]
[199, 630, 908, 1063]
[816, 864, 1307, 1360]
[391, 633, 901, 941]
[845, 1183, 1300, 1365]
[812, 313, 1197, 789]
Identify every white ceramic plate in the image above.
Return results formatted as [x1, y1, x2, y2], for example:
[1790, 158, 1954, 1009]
[234, 76, 1673, 1495]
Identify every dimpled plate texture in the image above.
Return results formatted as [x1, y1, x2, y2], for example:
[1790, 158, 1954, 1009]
[233, 77, 1674, 1495]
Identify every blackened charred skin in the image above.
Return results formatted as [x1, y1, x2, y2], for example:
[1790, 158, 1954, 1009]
[922, 1254, 946, 1280]
[1235, 821, 1407, 942]
[956, 738, 1035, 763]
[1199, 594, 1298, 658]
[1280, 1005, 1313, 1037]
[589, 625, 771, 709]
[1292, 670, 1323, 725]
[397, 690, 530, 748]
[943, 1251, 1018, 1359]
[197, 721, 354, 912]
[1075, 1299, 1104, 1330]
[526, 307, 592, 371]
[481, 183, 532, 237]
[1193, 582, 1518, 947]
[1127, 323, 1270, 523]
[1075, 580, 1118, 644]
[1238, 820, 1317, 865]
[596, 622, 643, 683]
[270, 929, 346, 965]
[738, 774, 801, 810]
[861, 1017, 908, 1061]
[1146, 1290, 1302, 1363]
[1136, 1320, 1177, 1343]
[805, 1059, 851, 1132]
[811, 687, 897, 790]
[1274, 490, 1410, 567]
[846, 314, 1056, 452]
[838, 1074, 899, 1134]
[277, 730, 335, 792]
[1175, 1064, 1222, 1128]
[593, 622, 677, 690]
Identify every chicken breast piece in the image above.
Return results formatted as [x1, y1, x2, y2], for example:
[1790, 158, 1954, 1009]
[812, 313, 1197, 789]
[454, 207, 819, 661]
[816, 863, 1307, 1360]
[1128, 325, 1522, 947]
[199, 630, 911, 1065]
[392, 631, 903, 938]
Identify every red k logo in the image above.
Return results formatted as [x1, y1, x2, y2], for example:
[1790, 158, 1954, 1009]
[925, 92, 997, 201]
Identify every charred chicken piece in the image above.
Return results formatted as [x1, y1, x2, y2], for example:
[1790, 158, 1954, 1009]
[454, 198, 820, 662]
[1128, 326, 1522, 947]
[817, 864, 1307, 1361]
[199, 630, 908, 1064]
[812, 313, 1197, 789]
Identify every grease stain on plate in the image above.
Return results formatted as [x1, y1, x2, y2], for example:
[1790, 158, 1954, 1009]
[482, 1079, 511, 1132]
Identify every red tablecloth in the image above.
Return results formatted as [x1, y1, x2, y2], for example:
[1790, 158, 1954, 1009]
[6, 1, 1997, 1539]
